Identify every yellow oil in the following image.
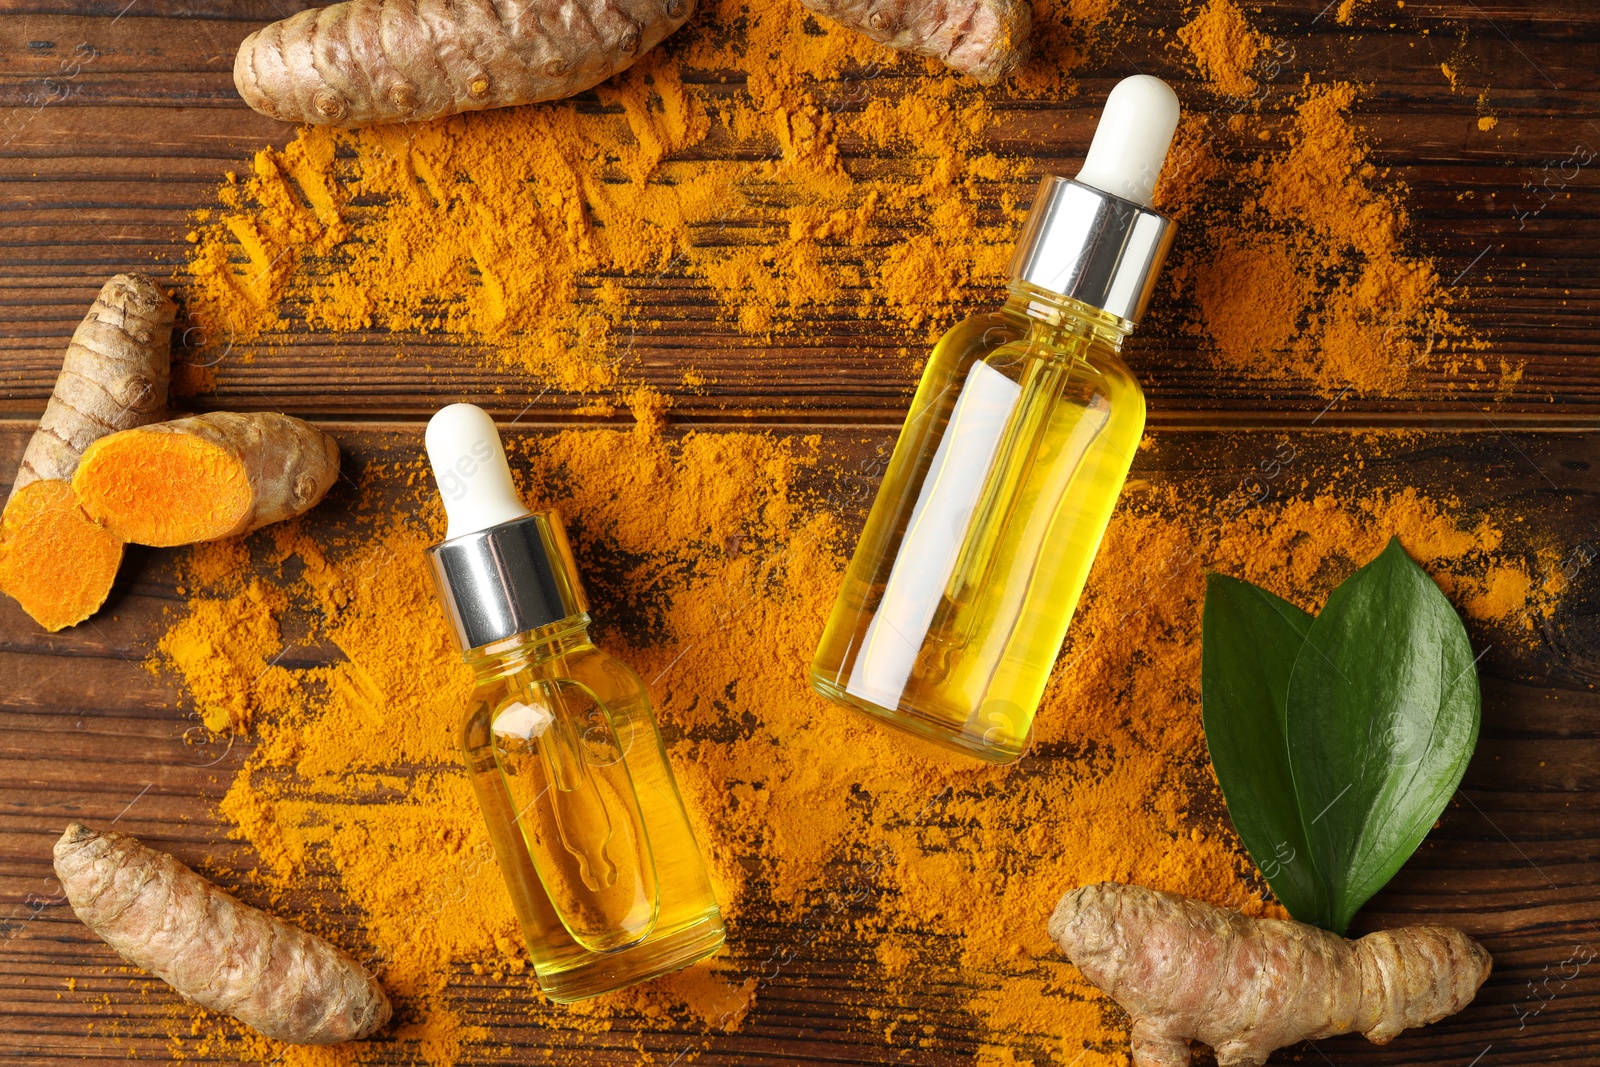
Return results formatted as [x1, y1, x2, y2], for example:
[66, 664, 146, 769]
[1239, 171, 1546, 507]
[461, 618, 724, 1002]
[812, 284, 1145, 763]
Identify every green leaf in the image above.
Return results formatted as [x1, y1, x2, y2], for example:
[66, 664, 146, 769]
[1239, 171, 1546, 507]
[1286, 536, 1482, 935]
[1201, 574, 1329, 928]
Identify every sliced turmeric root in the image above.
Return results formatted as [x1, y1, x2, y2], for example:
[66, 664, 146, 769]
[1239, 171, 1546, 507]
[73, 412, 340, 547]
[1, 273, 174, 631]
[0, 480, 124, 631]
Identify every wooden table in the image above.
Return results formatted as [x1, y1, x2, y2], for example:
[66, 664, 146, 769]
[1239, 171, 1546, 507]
[3, 2, 1598, 1064]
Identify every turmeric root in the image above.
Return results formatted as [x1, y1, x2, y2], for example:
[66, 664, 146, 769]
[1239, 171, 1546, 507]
[0, 274, 173, 631]
[54, 824, 390, 1045]
[73, 412, 340, 547]
[1049, 883, 1491, 1067]
[233, 0, 694, 128]
[0, 483, 125, 632]
[796, 0, 1029, 84]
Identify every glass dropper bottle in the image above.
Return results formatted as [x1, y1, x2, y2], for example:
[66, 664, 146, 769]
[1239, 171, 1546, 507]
[811, 76, 1183, 764]
[424, 403, 724, 1001]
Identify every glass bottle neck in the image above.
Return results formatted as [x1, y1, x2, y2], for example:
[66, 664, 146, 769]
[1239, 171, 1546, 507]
[1001, 281, 1134, 353]
[464, 613, 592, 677]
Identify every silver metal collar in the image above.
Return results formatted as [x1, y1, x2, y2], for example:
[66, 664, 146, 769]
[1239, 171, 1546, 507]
[427, 512, 588, 652]
[1007, 176, 1176, 324]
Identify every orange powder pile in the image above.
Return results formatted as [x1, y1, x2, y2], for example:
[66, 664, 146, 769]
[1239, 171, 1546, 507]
[179, 0, 1482, 405]
[157, 578, 290, 734]
[135, 425, 1556, 1066]
[1176, 0, 1264, 99]
[1165, 0, 1490, 398]
[178, 0, 1072, 391]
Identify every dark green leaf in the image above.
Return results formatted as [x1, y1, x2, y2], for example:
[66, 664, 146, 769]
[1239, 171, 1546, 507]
[1201, 574, 1329, 927]
[1286, 537, 1481, 935]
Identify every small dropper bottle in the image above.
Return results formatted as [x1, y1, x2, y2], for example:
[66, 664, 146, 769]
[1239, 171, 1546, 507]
[424, 403, 724, 1002]
[811, 76, 1182, 764]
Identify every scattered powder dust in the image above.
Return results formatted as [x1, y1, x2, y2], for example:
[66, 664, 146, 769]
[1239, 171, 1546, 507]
[123, 424, 1559, 1066]
[178, 0, 1109, 390]
[157, 578, 290, 734]
[1162, 72, 1485, 396]
[1175, 0, 1264, 100]
[1190, 232, 1308, 369]
[179, 0, 1491, 406]
[1160, 2, 1503, 399]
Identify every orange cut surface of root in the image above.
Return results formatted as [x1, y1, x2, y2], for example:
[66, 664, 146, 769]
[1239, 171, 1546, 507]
[0, 480, 124, 631]
[74, 433, 251, 547]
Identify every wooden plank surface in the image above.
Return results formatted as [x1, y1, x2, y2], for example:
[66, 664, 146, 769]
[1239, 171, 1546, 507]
[0, 1, 1599, 423]
[4, 0, 1600, 1065]
[3, 424, 1600, 1065]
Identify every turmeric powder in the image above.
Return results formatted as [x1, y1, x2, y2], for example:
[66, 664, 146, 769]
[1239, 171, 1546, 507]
[178, 0, 1104, 390]
[182, 0, 1489, 407]
[130, 424, 1556, 1066]
[157, 578, 291, 734]
[1175, 0, 1264, 100]
[1167, 2, 1489, 397]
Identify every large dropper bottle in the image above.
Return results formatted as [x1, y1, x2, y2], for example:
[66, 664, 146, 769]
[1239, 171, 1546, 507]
[811, 76, 1182, 764]
[424, 403, 724, 1002]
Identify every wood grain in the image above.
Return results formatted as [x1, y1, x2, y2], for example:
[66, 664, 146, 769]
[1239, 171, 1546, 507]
[1, 3, 1600, 423]
[4, 1, 1600, 1064]
[3, 424, 1600, 1065]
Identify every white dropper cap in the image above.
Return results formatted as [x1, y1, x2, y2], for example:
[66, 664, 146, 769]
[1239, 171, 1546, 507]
[1073, 75, 1181, 209]
[426, 403, 532, 541]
